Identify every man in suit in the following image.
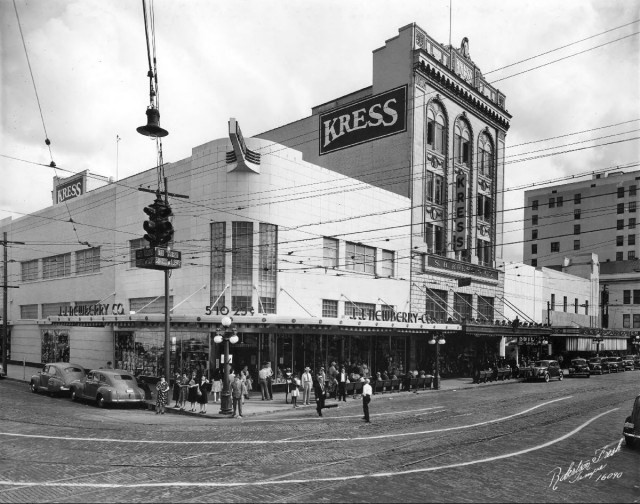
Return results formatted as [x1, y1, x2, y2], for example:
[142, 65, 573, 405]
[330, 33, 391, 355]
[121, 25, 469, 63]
[362, 378, 372, 423]
[230, 374, 247, 418]
[337, 365, 348, 402]
[313, 374, 326, 417]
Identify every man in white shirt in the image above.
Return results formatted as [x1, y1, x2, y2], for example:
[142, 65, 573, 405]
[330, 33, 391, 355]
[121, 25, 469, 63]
[302, 367, 313, 405]
[338, 365, 348, 402]
[362, 378, 372, 423]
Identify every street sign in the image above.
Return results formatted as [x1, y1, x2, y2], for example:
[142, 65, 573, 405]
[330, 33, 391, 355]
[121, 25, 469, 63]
[135, 247, 181, 270]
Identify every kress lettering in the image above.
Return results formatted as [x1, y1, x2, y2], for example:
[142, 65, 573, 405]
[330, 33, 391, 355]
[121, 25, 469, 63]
[323, 98, 399, 147]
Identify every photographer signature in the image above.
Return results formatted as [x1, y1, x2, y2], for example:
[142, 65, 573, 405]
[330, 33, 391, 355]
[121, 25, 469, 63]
[548, 438, 624, 491]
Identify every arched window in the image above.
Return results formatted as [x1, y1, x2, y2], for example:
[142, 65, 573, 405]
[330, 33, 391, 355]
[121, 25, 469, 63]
[426, 104, 446, 154]
[454, 120, 471, 167]
[478, 134, 494, 177]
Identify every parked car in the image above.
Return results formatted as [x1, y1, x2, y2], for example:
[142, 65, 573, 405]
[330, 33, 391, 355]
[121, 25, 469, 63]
[588, 357, 606, 375]
[623, 393, 640, 448]
[567, 358, 590, 378]
[602, 356, 625, 373]
[70, 369, 146, 407]
[0, 363, 5, 378]
[635, 356, 640, 370]
[30, 362, 86, 395]
[525, 360, 563, 382]
[622, 357, 635, 371]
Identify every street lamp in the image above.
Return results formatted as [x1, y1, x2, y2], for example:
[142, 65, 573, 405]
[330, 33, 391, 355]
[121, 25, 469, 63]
[213, 316, 239, 415]
[428, 333, 446, 390]
[592, 336, 604, 357]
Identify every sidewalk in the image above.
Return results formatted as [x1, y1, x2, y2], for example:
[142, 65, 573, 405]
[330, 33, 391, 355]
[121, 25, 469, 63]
[147, 375, 520, 419]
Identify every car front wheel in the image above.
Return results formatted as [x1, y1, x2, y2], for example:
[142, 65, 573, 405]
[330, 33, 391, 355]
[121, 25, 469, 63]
[558, 372, 563, 381]
[30, 382, 37, 393]
[71, 389, 79, 402]
[544, 373, 550, 383]
[96, 395, 105, 408]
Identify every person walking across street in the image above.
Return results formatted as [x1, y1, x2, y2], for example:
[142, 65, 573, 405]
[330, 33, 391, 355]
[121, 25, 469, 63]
[155, 376, 170, 415]
[313, 374, 326, 417]
[362, 378, 372, 423]
[230, 374, 247, 418]
[302, 367, 313, 405]
[337, 365, 348, 402]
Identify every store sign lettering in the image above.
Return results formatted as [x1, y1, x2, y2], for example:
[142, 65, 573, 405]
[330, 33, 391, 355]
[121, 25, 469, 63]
[350, 310, 434, 324]
[319, 85, 407, 155]
[454, 173, 467, 250]
[56, 177, 84, 203]
[427, 255, 499, 280]
[59, 303, 125, 316]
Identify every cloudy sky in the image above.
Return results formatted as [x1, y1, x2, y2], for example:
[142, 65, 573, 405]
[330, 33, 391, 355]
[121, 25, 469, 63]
[1, 0, 638, 262]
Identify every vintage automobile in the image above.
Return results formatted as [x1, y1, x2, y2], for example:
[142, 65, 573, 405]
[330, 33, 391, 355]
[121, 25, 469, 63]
[30, 362, 86, 395]
[622, 357, 635, 371]
[602, 356, 625, 373]
[525, 360, 563, 382]
[0, 362, 5, 378]
[567, 358, 590, 378]
[623, 393, 640, 448]
[70, 369, 146, 407]
[588, 357, 608, 375]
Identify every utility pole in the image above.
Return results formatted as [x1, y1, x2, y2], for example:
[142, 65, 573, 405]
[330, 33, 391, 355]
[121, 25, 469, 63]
[2, 233, 25, 373]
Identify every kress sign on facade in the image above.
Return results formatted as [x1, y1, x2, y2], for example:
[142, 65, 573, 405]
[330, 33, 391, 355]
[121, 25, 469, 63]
[319, 85, 407, 155]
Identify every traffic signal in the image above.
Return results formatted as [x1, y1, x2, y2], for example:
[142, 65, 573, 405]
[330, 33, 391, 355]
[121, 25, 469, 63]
[143, 195, 174, 247]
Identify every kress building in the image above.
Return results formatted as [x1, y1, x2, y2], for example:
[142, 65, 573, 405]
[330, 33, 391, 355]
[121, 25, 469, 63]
[1, 23, 541, 383]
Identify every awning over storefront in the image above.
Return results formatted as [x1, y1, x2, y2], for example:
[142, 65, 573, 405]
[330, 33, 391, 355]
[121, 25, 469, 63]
[44, 313, 461, 336]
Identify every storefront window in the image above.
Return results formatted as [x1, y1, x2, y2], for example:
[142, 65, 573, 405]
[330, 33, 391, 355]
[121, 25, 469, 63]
[41, 329, 70, 363]
[115, 330, 210, 378]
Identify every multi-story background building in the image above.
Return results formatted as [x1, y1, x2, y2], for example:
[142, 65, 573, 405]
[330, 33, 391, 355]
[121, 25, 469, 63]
[523, 170, 640, 342]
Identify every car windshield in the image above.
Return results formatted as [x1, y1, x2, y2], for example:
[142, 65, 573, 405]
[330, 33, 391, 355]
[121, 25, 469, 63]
[63, 367, 84, 373]
[534, 361, 550, 366]
[589, 358, 601, 363]
[572, 359, 586, 365]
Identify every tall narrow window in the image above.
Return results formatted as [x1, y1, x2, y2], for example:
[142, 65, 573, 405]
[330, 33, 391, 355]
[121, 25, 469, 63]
[478, 134, 493, 177]
[210, 222, 226, 309]
[75, 247, 100, 274]
[232, 222, 253, 310]
[258, 223, 278, 314]
[426, 171, 434, 203]
[378, 249, 394, 277]
[434, 226, 444, 256]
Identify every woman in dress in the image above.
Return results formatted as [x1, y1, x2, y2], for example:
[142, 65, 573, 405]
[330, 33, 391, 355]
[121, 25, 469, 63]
[155, 376, 170, 415]
[187, 372, 198, 412]
[172, 372, 181, 408]
[178, 373, 189, 410]
[211, 367, 222, 403]
[197, 375, 210, 414]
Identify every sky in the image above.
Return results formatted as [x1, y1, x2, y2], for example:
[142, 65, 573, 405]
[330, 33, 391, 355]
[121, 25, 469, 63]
[1, 0, 639, 263]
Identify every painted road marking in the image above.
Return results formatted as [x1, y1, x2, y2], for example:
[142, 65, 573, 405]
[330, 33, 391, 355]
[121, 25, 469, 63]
[0, 396, 571, 445]
[0, 407, 617, 489]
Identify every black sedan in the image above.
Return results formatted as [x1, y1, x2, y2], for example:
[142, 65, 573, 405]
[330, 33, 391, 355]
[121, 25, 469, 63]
[30, 363, 86, 396]
[623, 393, 640, 448]
[567, 358, 590, 378]
[70, 369, 146, 407]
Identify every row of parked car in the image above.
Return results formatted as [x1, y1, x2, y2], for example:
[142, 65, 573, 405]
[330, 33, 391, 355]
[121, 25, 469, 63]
[29, 363, 147, 407]
[568, 355, 640, 377]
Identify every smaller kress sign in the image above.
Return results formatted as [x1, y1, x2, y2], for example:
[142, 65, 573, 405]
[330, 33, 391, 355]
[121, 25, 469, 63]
[319, 85, 407, 155]
[56, 177, 84, 204]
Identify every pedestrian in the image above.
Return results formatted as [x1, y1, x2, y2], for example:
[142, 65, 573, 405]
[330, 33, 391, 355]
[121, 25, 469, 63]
[197, 375, 209, 413]
[178, 373, 188, 410]
[266, 362, 274, 400]
[302, 366, 313, 405]
[155, 376, 170, 415]
[291, 374, 300, 408]
[284, 368, 292, 404]
[172, 372, 181, 407]
[241, 366, 252, 397]
[313, 374, 326, 417]
[106, 361, 114, 369]
[362, 378, 372, 423]
[337, 365, 348, 402]
[187, 372, 198, 412]
[211, 367, 222, 403]
[230, 374, 247, 418]
[258, 363, 270, 400]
